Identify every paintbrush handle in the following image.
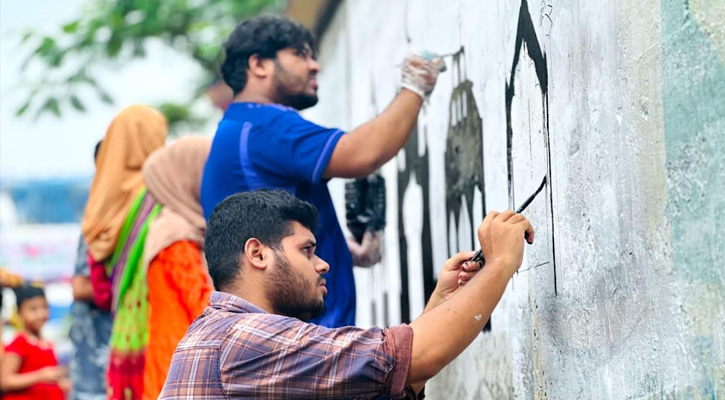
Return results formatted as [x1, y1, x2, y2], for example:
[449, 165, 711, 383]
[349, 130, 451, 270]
[471, 249, 485, 265]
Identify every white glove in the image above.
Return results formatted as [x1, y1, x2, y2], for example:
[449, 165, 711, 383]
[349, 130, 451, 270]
[347, 231, 382, 268]
[400, 53, 445, 99]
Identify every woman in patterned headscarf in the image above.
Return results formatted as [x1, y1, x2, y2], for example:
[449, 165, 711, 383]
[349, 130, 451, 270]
[82, 105, 167, 265]
[80, 105, 167, 400]
[140, 136, 213, 400]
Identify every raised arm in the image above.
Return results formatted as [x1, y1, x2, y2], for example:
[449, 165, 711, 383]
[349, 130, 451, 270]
[406, 210, 535, 384]
[323, 54, 445, 179]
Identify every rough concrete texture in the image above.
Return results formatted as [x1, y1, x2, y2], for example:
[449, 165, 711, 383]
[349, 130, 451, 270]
[302, 0, 725, 398]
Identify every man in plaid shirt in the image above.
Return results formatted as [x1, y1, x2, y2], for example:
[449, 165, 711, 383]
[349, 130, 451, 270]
[160, 190, 534, 399]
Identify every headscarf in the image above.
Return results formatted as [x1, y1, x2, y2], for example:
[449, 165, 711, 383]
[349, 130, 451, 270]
[142, 135, 212, 268]
[82, 105, 167, 261]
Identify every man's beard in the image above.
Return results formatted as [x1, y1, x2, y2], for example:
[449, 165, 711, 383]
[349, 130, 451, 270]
[272, 61, 319, 111]
[267, 250, 325, 321]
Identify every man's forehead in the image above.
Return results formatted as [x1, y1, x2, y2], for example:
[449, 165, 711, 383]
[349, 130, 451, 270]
[286, 221, 316, 243]
[282, 43, 315, 55]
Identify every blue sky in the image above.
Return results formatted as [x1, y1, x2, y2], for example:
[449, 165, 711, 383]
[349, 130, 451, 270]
[0, 0, 215, 179]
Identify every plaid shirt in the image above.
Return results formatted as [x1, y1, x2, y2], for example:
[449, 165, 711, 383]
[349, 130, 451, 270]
[159, 292, 421, 400]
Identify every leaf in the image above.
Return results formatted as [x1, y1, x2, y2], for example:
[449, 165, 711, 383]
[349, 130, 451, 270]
[158, 102, 191, 123]
[98, 90, 114, 105]
[46, 98, 61, 117]
[69, 70, 100, 88]
[106, 33, 123, 58]
[35, 37, 57, 55]
[132, 38, 146, 57]
[157, 101, 208, 137]
[15, 98, 32, 117]
[62, 21, 80, 33]
[49, 49, 66, 67]
[13, 0, 280, 121]
[19, 31, 33, 44]
[35, 97, 60, 119]
[69, 95, 86, 112]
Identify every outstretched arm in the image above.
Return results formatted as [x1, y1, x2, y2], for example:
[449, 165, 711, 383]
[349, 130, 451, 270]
[323, 54, 445, 179]
[407, 250, 483, 396]
[406, 211, 535, 385]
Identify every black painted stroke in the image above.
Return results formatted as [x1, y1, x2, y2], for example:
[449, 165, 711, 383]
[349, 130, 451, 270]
[445, 52, 486, 256]
[505, 0, 557, 294]
[397, 49, 491, 330]
[397, 124, 434, 323]
[443, 51, 491, 331]
[506, 0, 548, 204]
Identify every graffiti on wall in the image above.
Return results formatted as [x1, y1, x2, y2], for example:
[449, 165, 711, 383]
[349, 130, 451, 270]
[505, 0, 557, 293]
[397, 50, 490, 329]
[395, 0, 558, 325]
[397, 122, 433, 323]
[445, 50, 485, 259]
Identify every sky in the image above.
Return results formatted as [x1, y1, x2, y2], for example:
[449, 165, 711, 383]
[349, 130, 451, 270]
[0, 0, 218, 180]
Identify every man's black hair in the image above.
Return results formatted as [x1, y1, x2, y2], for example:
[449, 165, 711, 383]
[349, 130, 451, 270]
[205, 189, 319, 291]
[13, 285, 45, 309]
[220, 15, 316, 95]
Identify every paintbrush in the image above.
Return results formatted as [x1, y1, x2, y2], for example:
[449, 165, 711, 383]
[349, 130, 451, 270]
[470, 176, 547, 265]
[515, 176, 547, 214]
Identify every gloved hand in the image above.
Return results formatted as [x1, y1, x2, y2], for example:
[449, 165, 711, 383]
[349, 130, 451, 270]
[347, 230, 382, 267]
[400, 53, 446, 99]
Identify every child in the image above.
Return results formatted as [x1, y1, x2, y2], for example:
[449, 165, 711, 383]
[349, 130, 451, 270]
[0, 285, 68, 400]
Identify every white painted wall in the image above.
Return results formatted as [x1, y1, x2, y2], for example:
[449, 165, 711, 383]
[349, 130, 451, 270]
[303, 0, 725, 398]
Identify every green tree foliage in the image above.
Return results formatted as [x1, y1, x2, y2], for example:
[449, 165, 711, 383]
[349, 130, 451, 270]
[14, 0, 282, 131]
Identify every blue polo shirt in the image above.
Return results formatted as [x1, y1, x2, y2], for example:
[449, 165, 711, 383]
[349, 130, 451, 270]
[200, 102, 355, 327]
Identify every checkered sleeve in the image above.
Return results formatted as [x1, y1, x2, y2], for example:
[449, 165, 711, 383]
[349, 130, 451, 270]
[219, 314, 414, 399]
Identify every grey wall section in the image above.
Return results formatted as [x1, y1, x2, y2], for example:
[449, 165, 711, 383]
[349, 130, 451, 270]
[302, 0, 725, 398]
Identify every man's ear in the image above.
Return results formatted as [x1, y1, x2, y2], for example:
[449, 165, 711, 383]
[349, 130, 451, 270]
[244, 238, 268, 271]
[247, 54, 273, 79]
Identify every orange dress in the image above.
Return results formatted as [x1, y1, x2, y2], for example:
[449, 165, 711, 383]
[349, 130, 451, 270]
[142, 240, 212, 400]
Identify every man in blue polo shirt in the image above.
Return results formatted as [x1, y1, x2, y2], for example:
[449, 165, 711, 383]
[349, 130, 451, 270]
[201, 15, 444, 327]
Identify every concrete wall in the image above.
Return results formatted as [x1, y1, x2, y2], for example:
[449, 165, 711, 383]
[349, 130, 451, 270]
[302, 0, 725, 398]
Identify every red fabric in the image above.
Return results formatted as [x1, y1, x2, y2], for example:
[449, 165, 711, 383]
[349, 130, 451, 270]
[3, 334, 65, 400]
[88, 252, 112, 311]
[143, 241, 212, 400]
[108, 349, 145, 400]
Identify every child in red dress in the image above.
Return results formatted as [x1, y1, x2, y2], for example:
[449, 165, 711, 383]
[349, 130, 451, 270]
[0, 285, 68, 400]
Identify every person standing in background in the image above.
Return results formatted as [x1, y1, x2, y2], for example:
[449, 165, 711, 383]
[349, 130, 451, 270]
[200, 16, 445, 327]
[69, 140, 112, 400]
[1, 285, 69, 400]
[140, 136, 214, 400]
[80, 105, 167, 400]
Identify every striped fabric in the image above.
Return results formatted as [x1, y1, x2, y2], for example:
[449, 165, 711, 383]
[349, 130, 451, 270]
[106, 189, 161, 400]
[160, 292, 421, 399]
